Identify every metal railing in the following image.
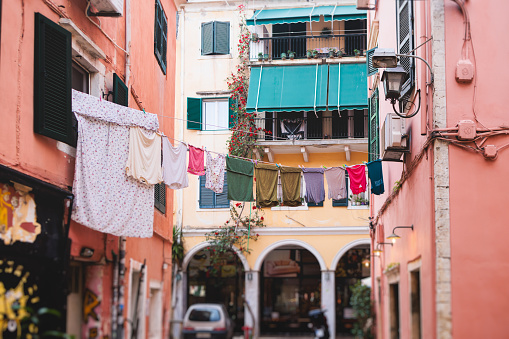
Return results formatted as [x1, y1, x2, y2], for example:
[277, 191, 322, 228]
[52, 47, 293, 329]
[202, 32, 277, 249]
[253, 114, 365, 141]
[250, 34, 367, 61]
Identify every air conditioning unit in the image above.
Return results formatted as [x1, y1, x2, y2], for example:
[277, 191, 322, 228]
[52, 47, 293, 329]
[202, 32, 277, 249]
[380, 113, 408, 161]
[357, 0, 374, 10]
[90, 0, 123, 16]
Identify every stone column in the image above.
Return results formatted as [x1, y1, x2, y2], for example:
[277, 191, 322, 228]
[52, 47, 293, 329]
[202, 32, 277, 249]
[321, 270, 336, 339]
[244, 270, 260, 338]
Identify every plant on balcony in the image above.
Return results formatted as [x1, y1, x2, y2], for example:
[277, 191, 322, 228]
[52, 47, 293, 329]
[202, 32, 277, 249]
[281, 52, 287, 60]
[226, 5, 271, 158]
[263, 53, 269, 61]
[251, 32, 259, 42]
[337, 48, 345, 58]
[354, 49, 362, 56]
[313, 49, 319, 58]
[288, 50, 295, 60]
[328, 48, 337, 58]
[257, 52, 263, 61]
[205, 203, 266, 267]
[306, 50, 313, 59]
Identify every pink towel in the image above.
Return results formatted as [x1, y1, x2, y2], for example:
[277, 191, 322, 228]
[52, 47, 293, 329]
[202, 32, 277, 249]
[346, 165, 367, 194]
[187, 145, 205, 175]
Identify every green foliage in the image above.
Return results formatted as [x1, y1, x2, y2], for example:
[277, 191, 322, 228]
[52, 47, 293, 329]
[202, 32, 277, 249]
[19, 306, 71, 339]
[349, 281, 373, 339]
[172, 225, 185, 265]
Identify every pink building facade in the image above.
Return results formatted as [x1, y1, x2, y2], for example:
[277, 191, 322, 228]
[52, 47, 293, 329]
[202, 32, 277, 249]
[368, 0, 509, 338]
[0, 0, 182, 337]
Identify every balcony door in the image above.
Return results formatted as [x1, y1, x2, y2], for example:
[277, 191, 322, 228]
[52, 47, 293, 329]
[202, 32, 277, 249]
[272, 23, 306, 59]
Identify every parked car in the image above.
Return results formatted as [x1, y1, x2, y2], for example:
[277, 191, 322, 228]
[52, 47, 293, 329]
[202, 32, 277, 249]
[182, 303, 234, 339]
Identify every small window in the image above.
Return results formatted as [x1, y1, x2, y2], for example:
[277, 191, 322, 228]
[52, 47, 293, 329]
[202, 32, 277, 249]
[333, 176, 349, 207]
[201, 21, 230, 55]
[199, 174, 229, 209]
[155, 183, 166, 213]
[187, 97, 235, 130]
[333, 174, 369, 208]
[154, 0, 168, 74]
[72, 62, 90, 94]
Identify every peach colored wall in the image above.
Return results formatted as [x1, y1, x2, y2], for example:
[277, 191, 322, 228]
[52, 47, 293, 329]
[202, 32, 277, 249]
[444, 1, 509, 338]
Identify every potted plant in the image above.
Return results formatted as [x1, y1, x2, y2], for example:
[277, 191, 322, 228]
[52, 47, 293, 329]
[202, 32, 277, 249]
[354, 49, 361, 57]
[328, 48, 337, 58]
[288, 50, 295, 60]
[258, 52, 263, 62]
[281, 52, 287, 60]
[306, 49, 313, 59]
[263, 53, 269, 61]
[312, 49, 319, 58]
[251, 33, 259, 42]
[337, 48, 345, 58]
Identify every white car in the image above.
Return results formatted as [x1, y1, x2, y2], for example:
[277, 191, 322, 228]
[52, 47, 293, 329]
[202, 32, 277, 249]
[182, 303, 234, 339]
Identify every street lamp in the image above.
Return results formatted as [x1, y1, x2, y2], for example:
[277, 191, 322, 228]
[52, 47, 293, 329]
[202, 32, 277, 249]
[381, 65, 408, 102]
[387, 225, 414, 244]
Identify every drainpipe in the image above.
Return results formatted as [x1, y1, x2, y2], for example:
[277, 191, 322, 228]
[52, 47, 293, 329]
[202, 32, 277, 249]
[420, 0, 428, 136]
[177, 6, 185, 231]
[125, 0, 131, 86]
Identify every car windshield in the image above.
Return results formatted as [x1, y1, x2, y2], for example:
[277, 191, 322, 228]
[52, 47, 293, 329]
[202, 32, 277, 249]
[188, 308, 221, 322]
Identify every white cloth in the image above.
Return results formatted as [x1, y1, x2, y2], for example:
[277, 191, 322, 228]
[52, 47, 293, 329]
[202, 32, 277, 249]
[126, 127, 163, 185]
[162, 139, 189, 189]
[71, 90, 159, 238]
[324, 167, 347, 200]
[205, 152, 226, 193]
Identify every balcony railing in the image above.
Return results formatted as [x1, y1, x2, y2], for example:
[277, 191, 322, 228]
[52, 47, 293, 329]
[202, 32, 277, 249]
[250, 34, 367, 61]
[253, 112, 367, 141]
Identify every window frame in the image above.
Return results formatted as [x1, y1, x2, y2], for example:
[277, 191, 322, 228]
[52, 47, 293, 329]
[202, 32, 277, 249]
[202, 98, 230, 131]
[154, 0, 168, 74]
[187, 97, 235, 131]
[197, 173, 230, 210]
[201, 21, 230, 56]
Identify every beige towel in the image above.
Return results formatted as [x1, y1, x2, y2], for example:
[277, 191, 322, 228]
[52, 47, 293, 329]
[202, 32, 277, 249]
[126, 127, 163, 185]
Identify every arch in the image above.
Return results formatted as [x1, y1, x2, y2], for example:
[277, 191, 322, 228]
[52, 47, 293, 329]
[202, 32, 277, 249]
[331, 238, 371, 269]
[182, 241, 250, 272]
[253, 239, 327, 271]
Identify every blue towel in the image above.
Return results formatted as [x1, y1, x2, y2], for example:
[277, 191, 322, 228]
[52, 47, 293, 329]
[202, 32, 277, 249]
[366, 160, 385, 195]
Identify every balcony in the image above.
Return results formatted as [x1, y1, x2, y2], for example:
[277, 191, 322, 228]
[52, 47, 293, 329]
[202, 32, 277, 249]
[250, 34, 367, 61]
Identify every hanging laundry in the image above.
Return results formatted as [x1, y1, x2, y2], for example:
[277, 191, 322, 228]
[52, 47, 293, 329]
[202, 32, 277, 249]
[226, 157, 254, 202]
[346, 164, 367, 194]
[188, 145, 205, 175]
[255, 163, 279, 207]
[302, 168, 325, 204]
[205, 152, 226, 194]
[280, 167, 302, 207]
[126, 126, 163, 185]
[162, 139, 189, 189]
[324, 167, 347, 200]
[366, 159, 385, 195]
[71, 90, 158, 238]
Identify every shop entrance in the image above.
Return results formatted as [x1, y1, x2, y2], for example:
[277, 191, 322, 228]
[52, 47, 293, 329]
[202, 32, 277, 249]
[260, 248, 321, 335]
[335, 245, 370, 335]
[186, 249, 245, 332]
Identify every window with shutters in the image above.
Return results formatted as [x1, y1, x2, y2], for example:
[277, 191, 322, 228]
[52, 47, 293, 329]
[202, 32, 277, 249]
[368, 89, 379, 162]
[187, 97, 235, 130]
[155, 183, 166, 213]
[366, 47, 378, 77]
[154, 0, 168, 74]
[396, 0, 415, 95]
[34, 13, 73, 145]
[201, 21, 230, 56]
[113, 73, 128, 107]
[332, 175, 369, 208]
[199, 174, 229, 209]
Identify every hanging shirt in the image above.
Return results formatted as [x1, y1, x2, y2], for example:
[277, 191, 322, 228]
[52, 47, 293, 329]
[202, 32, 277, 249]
[255, 163, 279, 207]
[346, 164, 367, 194]
[187, 145, 205, 176]
[226, 157, 254, 202]
[324, 167, 347, 200]
[162, 139, 189, 190]
[280, 167, 302, 207]
[71, 90, 158, 238]
[205, 152, 226, 194]
[366, 159, 385, 195]
[302, 168, 325, 204]
[126, 127, 163, 185]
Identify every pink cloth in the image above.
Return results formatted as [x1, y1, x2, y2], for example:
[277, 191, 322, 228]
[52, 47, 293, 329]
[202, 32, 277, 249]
[187, 145, 205, 175]
[346, 165, 367, 194]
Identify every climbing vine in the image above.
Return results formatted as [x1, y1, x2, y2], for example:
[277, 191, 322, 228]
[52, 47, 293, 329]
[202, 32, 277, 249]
[226, 5, 271, 158]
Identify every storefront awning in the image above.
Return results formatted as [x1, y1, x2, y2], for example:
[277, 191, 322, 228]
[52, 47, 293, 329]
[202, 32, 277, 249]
[246, 65, 328, 113]
[328, 63, 368, 111]
[246, 6, 366, 26]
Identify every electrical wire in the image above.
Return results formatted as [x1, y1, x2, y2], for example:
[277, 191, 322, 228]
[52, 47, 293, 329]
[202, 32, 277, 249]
[85, 1, 129, 55]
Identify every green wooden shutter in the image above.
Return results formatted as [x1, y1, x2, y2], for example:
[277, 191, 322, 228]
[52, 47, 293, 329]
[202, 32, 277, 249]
[199, 175, 215, 208]
[34, 13, 73, 145]
[396, 0, 414, 91]
[201, 22, 214, 55]
[307, 201, 324, 207]
[333, 176, 349, 207]
[215, 173, 230, 208]
[366, 47, 378, 77]
[154, 183, 166, 213]
[154, 0, 167, 74]
[214, 21, 230, 55]
[228, 97, 237, 129]
[113, 73, 128, 106]
[368, 89, 379, 162]
[187, 97, 202, 130]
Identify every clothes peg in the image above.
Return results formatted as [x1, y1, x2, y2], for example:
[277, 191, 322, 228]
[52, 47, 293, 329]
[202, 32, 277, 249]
[142, 108, 146, 114]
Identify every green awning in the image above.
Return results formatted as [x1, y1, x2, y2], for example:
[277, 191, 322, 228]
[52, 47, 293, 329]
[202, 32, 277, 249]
[328, 63, 368, 111]
[246, 6, 366, 26]
[246, 65, 328, 113]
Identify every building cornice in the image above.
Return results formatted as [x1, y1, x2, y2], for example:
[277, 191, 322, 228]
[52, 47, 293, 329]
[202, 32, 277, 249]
[183, 226, 370, 237]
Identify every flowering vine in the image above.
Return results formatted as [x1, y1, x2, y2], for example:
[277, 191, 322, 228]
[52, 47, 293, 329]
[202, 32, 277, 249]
[226, 5, 271, 158]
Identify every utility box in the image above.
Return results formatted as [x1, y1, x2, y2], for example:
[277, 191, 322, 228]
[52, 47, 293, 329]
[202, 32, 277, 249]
[455, 59, 474, 83]
[90, 0, 123, 16]
[457, 120, 476, 140]
[380, 113, 408, 161]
